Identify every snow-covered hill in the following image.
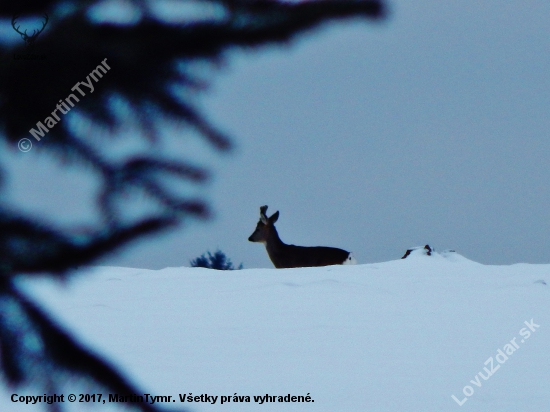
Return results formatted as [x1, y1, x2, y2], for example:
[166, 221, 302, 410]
[2, 249, 549, 411]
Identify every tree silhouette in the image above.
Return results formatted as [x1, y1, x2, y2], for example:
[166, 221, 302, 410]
[191, 250, 243, 270]
[0, 1, 385, 410]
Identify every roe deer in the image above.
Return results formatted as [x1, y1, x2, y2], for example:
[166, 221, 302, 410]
[248, 205, 356, 268]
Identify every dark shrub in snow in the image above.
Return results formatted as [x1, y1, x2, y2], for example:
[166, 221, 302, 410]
[191, 250, 243, 270]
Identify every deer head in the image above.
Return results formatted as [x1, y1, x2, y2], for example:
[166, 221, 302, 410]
[12, 13, 49, 48]
[248, 205, 279, 243]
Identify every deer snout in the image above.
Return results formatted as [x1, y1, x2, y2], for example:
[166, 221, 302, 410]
[248, 231, 265, 243]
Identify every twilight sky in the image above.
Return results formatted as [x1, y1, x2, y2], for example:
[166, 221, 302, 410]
[4, 0, 550, 269]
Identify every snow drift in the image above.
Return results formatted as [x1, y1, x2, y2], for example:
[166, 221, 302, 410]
[1, 248, 549, 411]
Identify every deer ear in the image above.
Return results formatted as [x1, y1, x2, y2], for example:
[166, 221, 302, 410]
[260, 214, 268, 225]
[270, 211, 279, 224]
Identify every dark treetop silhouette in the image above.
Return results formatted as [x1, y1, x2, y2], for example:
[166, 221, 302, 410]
[0, 1, 384, 411]
[190, 249, 243, 270]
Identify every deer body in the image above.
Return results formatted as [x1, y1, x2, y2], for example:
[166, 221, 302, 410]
[248, 205, 356, 268]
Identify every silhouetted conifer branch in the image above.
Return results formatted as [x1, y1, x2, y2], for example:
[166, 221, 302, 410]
[0, 282, 164, 412]
[0, 1, 384, 410]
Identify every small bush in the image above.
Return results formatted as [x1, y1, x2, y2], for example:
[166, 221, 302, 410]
[190, 250, 243, 270]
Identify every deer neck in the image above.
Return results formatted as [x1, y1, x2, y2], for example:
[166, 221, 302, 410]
[264, 227, 286, 257]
